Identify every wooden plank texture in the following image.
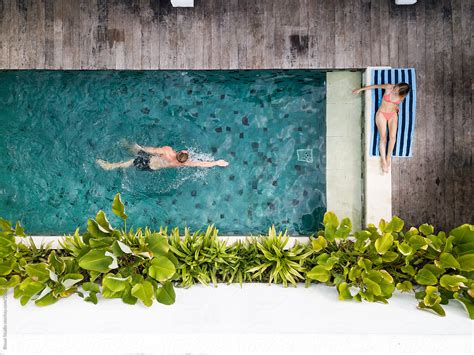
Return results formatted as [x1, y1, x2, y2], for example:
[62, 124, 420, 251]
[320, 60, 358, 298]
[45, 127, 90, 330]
[0, 0, 471, 229]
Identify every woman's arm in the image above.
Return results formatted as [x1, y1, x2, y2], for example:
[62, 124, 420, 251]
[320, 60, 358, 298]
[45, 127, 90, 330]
[352, 84, 393, 94]
[183, 159, 229, 168]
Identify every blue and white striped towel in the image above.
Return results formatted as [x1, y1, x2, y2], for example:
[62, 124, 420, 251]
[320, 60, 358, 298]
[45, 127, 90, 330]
[369, 68, 417, 157]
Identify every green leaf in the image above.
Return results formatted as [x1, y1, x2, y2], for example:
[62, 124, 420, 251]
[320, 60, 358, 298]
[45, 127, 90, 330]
[414, 268, 438, 286]
[146, 233, 169, 256]
[85, 292, 98, 304]
[78, 249, 113, 273]
[357, 257, 372, 271]
[0, 258, 15, 276]
[0, 235, 15, 258]
[307, 265, 330, 282]
[378, 219, 389, 233]
[335, 225, 351, 239]
[324, 223, 336, 242]
[382, 251, 398, 263]
[443, 235, 455, 253]
[348, 266, 361, 281]
[148, 257, 176, 282]
[455, 242, 474, 256]
[417, 301, 446, 316]
[364, 270, 395, 297]
[0, 275, 20, 289]
[404, 227, 419, 238]
[363, 277, 382, 296]
[86, 219, 110, 240]
[439, 275, 468, 291]
[0, 218, 12, 231]
[423, 264, 444, 278]
[61, 273, 84, 289]
[419, 224, 434, 236]
[449, 224, 474, 245]
[354, 230, 371, 242]
[335, 218, 352, 239]
[457, 254, 474, 271]
[95, 210, 113, 233]
[317, 254, 338, 270]
[396, 281, 413, 292]
[48, 251, 66, 274]
[25, 263, 49, 282]
[323, 212, 339, 227]
[427, 234, 443, 252]
[397, 242, 413, 256]
[337, 282, 352, 300]
[453, 294, 474, 319]
[131, 281, 154, 307]
[18, 278, 44, 299]
[112, 193, 128, 221]
[156, 281, 176, 305]
[121, 286, 138, 305]
[311, 236, 327, 252]
[423, 286, 441, 307]
[375, 233, 394, 255]
[15, 222, 25, 237]
[340, 217, 352, 229]
[401, 264, 416, 276]
[437, 252, 460, 269]
[82, 282, 100, 293]
[388, 216, 404, 233]
[102, 275, 130, 292]
[113, 240, 132, 255]
[35, 292, 59, 307]
[408, 235, 427, 251]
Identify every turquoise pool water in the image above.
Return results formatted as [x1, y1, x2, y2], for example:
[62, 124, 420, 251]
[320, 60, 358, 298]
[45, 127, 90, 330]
[0, 70, 326, 236]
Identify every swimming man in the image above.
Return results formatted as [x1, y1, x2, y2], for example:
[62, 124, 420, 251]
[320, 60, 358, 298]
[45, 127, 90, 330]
[96, 142, 229, 171]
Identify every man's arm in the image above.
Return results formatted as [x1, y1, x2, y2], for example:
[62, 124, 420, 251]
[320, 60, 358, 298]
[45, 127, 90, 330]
[183, 159, 229, 168]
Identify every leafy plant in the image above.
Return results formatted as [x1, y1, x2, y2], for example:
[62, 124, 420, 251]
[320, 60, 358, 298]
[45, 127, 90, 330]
[247, 226, 312, 287]
[169, 225, 237, 287]
[305, 212, 474, 318]
[4, 193, 177, 307]
[0, 195, 473, 319]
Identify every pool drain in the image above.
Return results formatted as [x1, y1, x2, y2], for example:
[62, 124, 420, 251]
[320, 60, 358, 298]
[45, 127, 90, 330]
[297, 149, 313, 163]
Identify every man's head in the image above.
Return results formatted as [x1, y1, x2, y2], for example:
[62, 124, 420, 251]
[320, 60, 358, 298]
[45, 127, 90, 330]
[176, 150, 189, 163]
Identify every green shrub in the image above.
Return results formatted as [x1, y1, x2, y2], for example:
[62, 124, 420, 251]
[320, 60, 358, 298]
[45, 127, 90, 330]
[1, 193, 177, 307]
[0, 194, 473, 319]
[304, 212, 474, 318]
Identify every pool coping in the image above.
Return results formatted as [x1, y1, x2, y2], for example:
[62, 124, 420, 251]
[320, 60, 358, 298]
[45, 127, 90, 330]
[17, 236, 311, 249]
[363, 67, 393, 225]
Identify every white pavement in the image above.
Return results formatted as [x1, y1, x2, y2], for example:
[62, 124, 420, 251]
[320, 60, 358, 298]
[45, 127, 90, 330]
[3, 283, 473, 354]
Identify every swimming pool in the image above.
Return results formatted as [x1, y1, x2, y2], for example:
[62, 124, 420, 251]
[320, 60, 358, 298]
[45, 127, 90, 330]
[0, 70, 326, 236]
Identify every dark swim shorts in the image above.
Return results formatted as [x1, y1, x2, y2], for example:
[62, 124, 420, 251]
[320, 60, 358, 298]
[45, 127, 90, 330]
[133, 151, 153, 171]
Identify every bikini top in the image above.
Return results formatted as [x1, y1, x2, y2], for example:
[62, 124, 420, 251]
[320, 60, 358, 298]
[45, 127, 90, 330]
[383, 93, 401, 105]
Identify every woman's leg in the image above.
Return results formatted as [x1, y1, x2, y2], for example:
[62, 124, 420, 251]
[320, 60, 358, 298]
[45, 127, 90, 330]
[96, 159, 134, 170]
[386, 115, 399, 168]
[375, 113, 388, 172]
